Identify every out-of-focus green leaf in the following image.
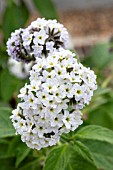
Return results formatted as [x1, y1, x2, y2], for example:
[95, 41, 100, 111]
[0, 107, 15, 138]
[83, 43, 113, 69]
[0, 143, 9, 158]
[2, 0, 29, 41]
[0, 69, 22, 101]
[0, 46, 8, 67]
[8, 136, 31, 168]
[0, 101, 10, 107]
[33, 0, 58, 19]
[65, 141, 97, 170]
[88, 102, 113, 130]
[91, 43, 111, 68]
[81, 139, 113, 170]
[0, 157, 17, 170]
[43, 144, 69, 170]
[19, 159, 41, 170]
[75, 125, 113, 144]
[94, 87, 111, 97]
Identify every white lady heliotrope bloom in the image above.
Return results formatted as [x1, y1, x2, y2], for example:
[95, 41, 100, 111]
[10, 49, 97, 150]
[6, 28, 35, 63]
[7, 18, 69, 63]
[8, 58, 33, 79]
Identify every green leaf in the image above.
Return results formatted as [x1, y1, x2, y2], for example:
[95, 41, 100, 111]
[0, 107, 15, 138]
[81, 139, 113, 170]
[65, 141, 97, 170]
[75, 125, 113, 144]
[0, 157, 17, 170]
[83, 43, 113, 69]
[0, 142, 9, 158]
[43, 144, 69, 170]
[0, 69, 22, 101]
[91, 43, 112, 68]
[88, 102, 113, 130]
[0, 46, 8, 67]
[2, 0, 29, 41]
[94, 87, 111, 97]
[19, 159, 41, 170]
[33, 0, 58, 19]
[0, 138, 10, 163]
[8, 136, 31, 168]
[0, 101, 10, 107]
[16, 146, 31, 168]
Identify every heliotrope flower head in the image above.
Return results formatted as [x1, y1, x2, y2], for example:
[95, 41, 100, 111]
[8, 58, 34, 79]
[10, 49, 97, 150]
[6, 29, 34, 63]
[7, 18, 69, 63]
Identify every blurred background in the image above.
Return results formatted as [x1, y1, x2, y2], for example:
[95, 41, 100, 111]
[0, 0, 113, 169]
[1, 0, 113, 47]
[0, 0, 113, 146]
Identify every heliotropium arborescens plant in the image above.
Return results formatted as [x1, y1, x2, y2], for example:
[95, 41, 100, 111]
[7, 18, 97, 150]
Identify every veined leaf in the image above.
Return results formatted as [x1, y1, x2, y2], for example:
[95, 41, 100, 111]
[81, 139, 113, 170]
[75, 125, 113, 144]
[19, 159, 40, 170]
[43, 144, 69, 170]
[65, 141, 97, 170]
[0, 107, 15, 137]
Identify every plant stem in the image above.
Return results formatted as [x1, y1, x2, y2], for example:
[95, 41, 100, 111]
[101, 74, 113, 88]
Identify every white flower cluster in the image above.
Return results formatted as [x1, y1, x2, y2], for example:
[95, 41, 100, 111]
[8, 58, 33, 79]
[10, 49, 97, 150]
[7, 18, 69, 63]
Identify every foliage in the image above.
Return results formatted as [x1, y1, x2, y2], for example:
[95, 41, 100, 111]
[0, 0, 113, 169]
[33, 0, 58, 19]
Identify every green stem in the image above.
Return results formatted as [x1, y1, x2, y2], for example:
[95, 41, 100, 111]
[61, 135, 70, 142]
[69, 135, 78, 141]
[101, 74, 113, 88]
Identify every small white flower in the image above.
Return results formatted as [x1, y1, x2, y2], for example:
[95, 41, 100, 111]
[23, 92, 38, 109]
[33, 30, 48, 45]
[18, 84, 29, 99]
[32, 58, 44, 72]
[30, 18, 47, 29]
[36, 91, 50, 106]
[54, 65, 66, 78]
[22, 30, 33, 47]
[62, 110, 75, 129]
[60, 83, 73, 98]
[72, 84, 85, 101]
[42, 70, 56, 80]
[28, 80, 41, 92]
[69, 71, 81, 83]
[32, 45, 43, 57]
[46, 56, 58, 68]
[42, 78, 58, 93]
[50, 114, 63, 127]
[46, 41, 54, 52]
